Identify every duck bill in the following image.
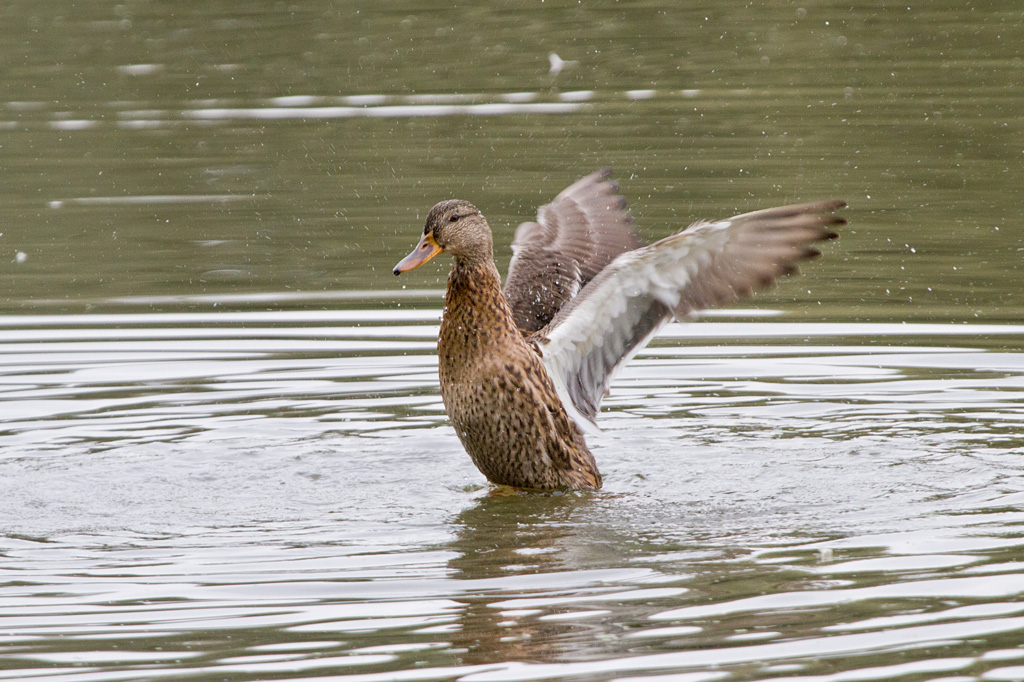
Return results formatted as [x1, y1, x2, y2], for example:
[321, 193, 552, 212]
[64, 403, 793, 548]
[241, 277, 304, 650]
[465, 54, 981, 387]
[393, 233, 443, 275]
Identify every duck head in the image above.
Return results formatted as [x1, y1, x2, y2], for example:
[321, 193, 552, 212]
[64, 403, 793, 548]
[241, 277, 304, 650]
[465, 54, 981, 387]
[393, 199, 494, 274]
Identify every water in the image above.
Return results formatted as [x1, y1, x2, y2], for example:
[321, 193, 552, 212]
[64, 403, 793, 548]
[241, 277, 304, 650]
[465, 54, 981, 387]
[2, 1, 1024, 681]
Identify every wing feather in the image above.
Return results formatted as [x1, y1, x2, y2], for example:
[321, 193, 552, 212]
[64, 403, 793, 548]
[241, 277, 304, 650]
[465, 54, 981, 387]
[505, 168, 642, 333]
[536, 200, 846, 427]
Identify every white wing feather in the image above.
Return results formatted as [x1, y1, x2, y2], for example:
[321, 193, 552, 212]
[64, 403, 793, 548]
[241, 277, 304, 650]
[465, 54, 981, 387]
[535, 200, 845, 429]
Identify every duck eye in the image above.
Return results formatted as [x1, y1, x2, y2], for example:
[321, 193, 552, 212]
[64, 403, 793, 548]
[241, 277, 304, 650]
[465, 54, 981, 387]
[449, 214, 459, 222]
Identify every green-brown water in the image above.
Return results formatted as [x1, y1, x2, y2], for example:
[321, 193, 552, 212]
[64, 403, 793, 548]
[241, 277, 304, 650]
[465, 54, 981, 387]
[2, 2, 1024, 681]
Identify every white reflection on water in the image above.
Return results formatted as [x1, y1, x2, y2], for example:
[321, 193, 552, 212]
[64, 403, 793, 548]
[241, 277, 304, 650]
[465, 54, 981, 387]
[0, 312, 1021, 451]
[48, 194, 257, 209]
[0, 309, 1021, 453]
[184, 102, 585, 120]
[0, 306, 1023, 681]
[8, 88, 719, 133]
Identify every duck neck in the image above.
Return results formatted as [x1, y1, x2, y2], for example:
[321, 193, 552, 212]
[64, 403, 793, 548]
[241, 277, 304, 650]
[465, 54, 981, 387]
[440, 259, 520, 356]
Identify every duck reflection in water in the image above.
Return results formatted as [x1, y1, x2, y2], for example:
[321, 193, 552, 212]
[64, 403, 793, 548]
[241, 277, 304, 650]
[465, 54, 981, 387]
[445, 491, 602, 664]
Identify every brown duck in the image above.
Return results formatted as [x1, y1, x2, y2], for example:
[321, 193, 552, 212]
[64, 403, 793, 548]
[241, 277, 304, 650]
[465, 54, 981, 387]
[394, 169, 845, 491]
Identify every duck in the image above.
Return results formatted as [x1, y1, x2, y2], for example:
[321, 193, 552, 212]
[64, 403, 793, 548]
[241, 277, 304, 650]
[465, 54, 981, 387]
[394, 168, 845, 490]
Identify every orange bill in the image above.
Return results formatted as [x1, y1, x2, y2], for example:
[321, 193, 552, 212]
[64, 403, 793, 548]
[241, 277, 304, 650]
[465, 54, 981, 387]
[393, 232, 443, 275]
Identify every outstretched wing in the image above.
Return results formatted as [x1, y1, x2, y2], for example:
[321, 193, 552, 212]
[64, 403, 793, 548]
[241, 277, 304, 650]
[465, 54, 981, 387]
[535, 200, 847, 428]
[504, 168, 642, 333]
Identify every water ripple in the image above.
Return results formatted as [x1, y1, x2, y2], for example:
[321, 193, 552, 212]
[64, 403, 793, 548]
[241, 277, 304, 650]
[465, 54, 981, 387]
[0, 309, 1022, 681]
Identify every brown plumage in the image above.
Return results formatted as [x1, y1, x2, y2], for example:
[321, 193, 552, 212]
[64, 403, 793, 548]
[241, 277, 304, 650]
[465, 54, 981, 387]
[394, 170, 846, 490]
[505, 168, 642, 333]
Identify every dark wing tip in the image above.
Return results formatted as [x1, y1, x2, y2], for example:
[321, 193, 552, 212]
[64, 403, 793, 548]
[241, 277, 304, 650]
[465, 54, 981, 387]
[804, 201, 845, 241]
[817, 199, 847, 212]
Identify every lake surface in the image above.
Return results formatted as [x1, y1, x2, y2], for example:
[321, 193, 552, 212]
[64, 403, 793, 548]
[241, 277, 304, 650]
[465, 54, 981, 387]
[2, 2, 1024, 681]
